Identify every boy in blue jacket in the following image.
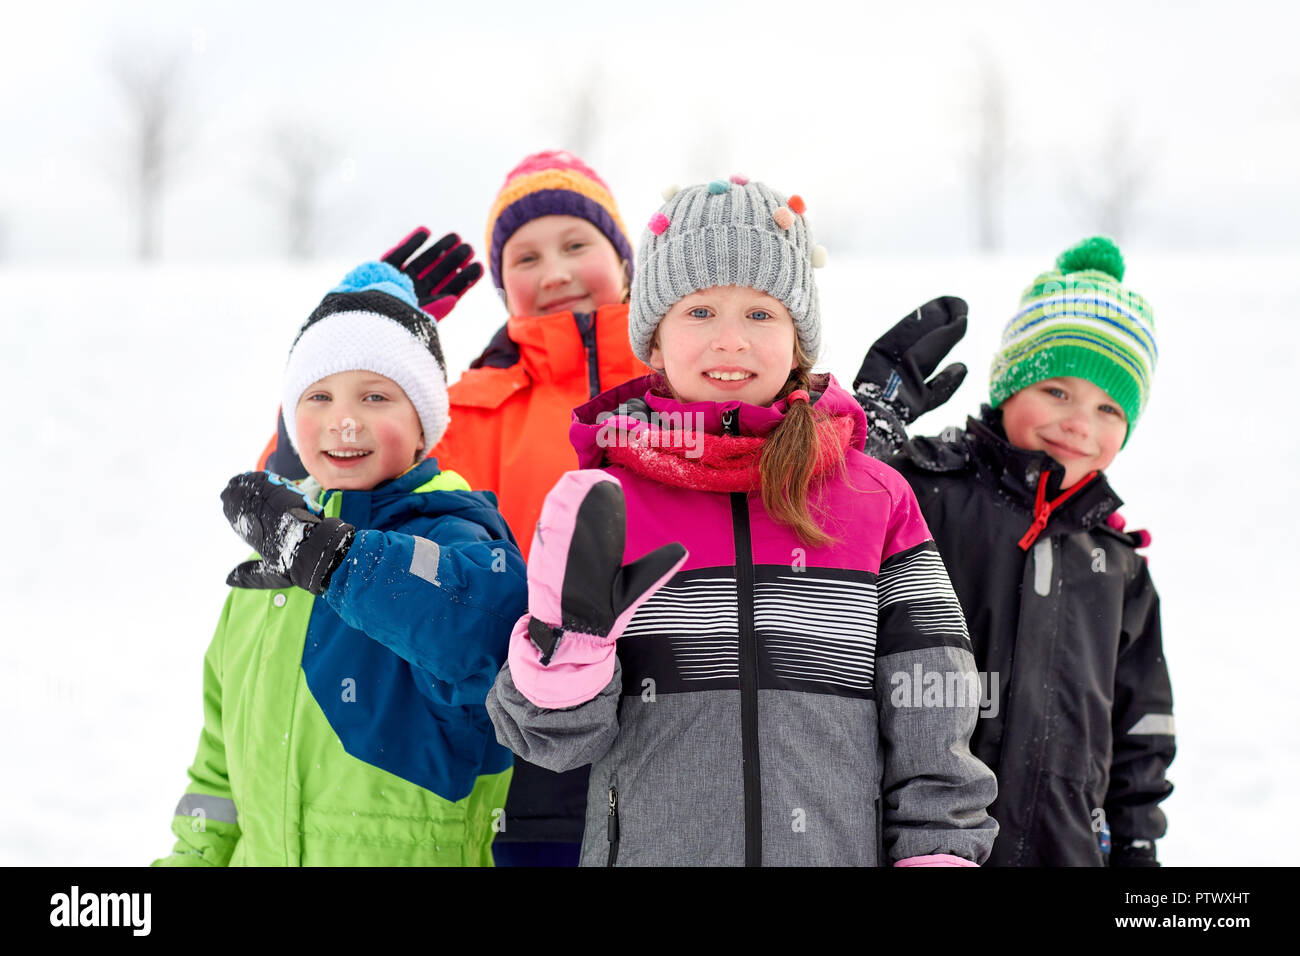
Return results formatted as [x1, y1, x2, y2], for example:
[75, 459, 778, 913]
[155, 262, 527, 866]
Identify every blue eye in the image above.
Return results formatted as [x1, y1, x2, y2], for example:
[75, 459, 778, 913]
[689, 307, 711, 318]
[1100, 404, 1124, 418]
[305, 392, 329, 402]
[363, 393, 388, 403]
[749, 310, 772, 321]
[1045, 386, 1067, 399]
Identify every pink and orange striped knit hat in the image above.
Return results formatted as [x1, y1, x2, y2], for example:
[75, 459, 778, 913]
[485, 150, 633, 296]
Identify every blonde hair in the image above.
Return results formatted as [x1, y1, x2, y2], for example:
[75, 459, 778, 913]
[758, 337, 842, 548]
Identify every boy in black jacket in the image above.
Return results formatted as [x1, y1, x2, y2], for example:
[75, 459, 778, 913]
[854, 237, 1174, 866]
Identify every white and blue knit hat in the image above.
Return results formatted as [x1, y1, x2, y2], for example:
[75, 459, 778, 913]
[281, 262, 450, 456]
[628, 176, 829, 364]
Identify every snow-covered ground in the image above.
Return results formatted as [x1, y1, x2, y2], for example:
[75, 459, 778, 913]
[1, 250, 1295, 865]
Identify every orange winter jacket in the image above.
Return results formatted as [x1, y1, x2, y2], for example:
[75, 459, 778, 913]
[428, 303, 648, 559]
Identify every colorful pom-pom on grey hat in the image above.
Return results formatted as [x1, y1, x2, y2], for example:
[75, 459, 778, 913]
[989, 236, 1158, 445]
[628, 177, 824, 365]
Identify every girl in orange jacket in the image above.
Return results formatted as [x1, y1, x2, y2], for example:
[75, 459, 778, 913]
[430, 149, 646, 867]
[429, 150, 648, 559]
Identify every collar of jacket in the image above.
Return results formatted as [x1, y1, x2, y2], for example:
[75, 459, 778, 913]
[569, 371, 867, 469]
[492, 303, 628, 385]
[965, 405, 1123, 530]
[317, 457, 510, 538]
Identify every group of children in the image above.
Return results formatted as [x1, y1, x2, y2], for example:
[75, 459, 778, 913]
[155, 149, 1174, 867]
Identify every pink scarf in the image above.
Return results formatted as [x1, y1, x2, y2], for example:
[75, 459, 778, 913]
[601, 413, 855, 492]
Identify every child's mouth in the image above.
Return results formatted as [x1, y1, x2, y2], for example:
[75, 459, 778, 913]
[1042, 438, 1088, 458]
[704, 370, 755, 388]
[539, 294, 588, 314]
[324, 449, 373, 466]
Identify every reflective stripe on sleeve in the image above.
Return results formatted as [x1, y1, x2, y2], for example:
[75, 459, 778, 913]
[174, 793, 238, 824]
[410, 536, 442, 587]
[1126, 714, 1175, 736]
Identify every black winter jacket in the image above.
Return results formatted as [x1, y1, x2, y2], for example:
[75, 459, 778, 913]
[884, 407, 1174, 866]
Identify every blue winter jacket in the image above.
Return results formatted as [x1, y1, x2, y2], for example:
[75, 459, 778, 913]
[155, 458, 528, 866]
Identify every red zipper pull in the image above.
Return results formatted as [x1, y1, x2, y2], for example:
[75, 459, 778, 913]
[1018, 470, 1098, 551]
[1018, 508, 1051, 550]
[1018, 474, 1052, 550]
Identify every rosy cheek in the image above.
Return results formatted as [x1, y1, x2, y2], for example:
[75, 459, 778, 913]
[295, 411, 318, 452]
[579, 260, 618, 298]
[378, 418, 420, 455]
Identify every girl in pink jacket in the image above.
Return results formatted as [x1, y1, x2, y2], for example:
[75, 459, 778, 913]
[487, 177, 997, 866]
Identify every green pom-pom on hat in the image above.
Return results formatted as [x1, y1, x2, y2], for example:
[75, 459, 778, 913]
[1056, 235, 1125, 282]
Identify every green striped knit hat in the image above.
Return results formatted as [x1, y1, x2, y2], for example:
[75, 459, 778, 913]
[989, 236, 1157, 445]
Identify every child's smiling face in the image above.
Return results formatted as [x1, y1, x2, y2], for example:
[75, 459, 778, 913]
[295, 370, 424, 491]
[999, 376, 1128, 488]
[649, 286, 797, 406]
[500, 215, 626, 318]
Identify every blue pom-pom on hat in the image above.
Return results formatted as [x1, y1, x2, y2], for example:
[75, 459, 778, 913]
[330, 261, 419, 309]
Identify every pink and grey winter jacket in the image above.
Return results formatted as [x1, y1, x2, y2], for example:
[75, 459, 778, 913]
[487, 374, 998, 866]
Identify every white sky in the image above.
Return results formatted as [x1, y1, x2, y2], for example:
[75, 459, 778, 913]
[1, 0, 1297, 262]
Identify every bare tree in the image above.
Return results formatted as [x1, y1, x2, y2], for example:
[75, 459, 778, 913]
[255, 122, 340, 260]
[1064, 112, 1154, 242]
[969, 49, 1010, 253]
[107, 44, 188, 260]
[529, 64, 608, 159]
[561, 65, 605, 159]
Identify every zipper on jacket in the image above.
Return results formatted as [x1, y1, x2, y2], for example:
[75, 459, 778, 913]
[606, 785, 620, 867]
[576, 312, 601, 398]
[1017, 470, 1098, 550]
[723, 408, 763, 867]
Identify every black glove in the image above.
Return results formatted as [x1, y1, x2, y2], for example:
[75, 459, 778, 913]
[221, 472, 355, 595]
[381, 227, 484, 320]
[1109, 839, 1160, 867]
[854, 296, 969, 424]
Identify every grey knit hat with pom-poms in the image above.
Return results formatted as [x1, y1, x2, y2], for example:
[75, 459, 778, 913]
[628, 176, 828, 364]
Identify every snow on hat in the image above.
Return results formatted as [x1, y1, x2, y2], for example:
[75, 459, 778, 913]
[282, 261, 449, 456]
[628, 176, 829, 365]
[989, 236, 1157, 445]
[484, 149, 634, 297]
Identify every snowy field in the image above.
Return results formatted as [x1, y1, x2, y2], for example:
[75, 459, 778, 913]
[1, 250, 1296, 866]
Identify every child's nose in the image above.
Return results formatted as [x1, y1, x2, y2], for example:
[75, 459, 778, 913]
[711, 317, 748, 351]
[329, 408, 363, 434]
[541, 265, 572, 288]
[1060, 407, 1091, 434]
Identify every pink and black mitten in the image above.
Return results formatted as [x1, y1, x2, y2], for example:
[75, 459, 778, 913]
[509, 471, 687, 709]
[381, 227, 484, 321]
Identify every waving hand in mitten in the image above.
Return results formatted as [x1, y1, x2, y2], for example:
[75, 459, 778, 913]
[221, 472, 355, 594]
[382, 227, 484, 320]
[508, 471, 688, 709]
[854, 296, 969, 457]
